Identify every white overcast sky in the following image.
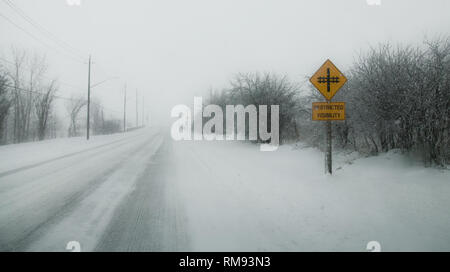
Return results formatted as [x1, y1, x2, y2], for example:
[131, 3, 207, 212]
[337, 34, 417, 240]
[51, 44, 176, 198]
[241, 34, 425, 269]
[1, 0, 449, 125]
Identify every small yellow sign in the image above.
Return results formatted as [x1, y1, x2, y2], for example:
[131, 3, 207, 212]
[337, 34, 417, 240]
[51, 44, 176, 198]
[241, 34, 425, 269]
[310, 59, 347, 101]
[312, 102, 345, 121]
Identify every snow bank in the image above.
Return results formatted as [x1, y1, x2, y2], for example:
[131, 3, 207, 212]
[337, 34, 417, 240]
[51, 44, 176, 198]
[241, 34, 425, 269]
[0, 130, 144, 174]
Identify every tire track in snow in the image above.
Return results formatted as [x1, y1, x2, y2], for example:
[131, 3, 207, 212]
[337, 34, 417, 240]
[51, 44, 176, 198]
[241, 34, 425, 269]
[0, 130, 160, 251]
[0, 132, 152, 195]
[22, 133, 165, 252]
[95, 136, 189, 251]
[0, 132, 144, 179]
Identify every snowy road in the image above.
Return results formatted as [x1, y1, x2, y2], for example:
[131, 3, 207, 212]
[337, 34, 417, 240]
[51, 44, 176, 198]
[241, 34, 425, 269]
[0, 128, 188, 251]
[0, 127, 449, 251]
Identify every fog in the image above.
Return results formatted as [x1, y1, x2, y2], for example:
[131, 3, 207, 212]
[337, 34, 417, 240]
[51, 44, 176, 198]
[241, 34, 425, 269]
[1, 0, 449, 126]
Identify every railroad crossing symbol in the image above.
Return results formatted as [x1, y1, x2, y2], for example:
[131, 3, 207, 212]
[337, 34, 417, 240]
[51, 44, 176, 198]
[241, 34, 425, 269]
[310, 59, 347, 100]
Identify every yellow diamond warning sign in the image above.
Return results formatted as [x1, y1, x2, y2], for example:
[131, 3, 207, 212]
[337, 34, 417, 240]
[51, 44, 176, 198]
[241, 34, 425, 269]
[312, 102, 345, 121]
[310, 59, 347, 101]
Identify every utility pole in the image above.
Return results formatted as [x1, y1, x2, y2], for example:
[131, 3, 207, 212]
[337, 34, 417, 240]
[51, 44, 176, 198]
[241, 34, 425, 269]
[142, 96, 145, 127]
[136, 89, 138, 128]
[123, 84, 127, 132]
[86, 55, 91, 140]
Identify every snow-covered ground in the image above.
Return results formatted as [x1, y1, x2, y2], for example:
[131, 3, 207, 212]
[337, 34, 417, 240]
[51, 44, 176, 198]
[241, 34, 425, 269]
[0, 129, 146, 174]
[0, 128, 449, 251]
[0, 128, 164, 251]
[172, 140, 450, 251]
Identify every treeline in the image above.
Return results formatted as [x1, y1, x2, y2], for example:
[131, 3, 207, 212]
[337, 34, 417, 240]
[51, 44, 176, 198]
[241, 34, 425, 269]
[208, 37, 449, 166]
[332, 38, 449, 166]
[206, 72, 301, 142]
[0, 49, 122, 145]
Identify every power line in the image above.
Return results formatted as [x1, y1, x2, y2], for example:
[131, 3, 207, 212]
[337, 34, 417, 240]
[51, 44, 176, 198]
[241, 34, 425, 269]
[0, 11, 85, 64]
[2, 83, 122, 115]
[2, 0, 86, 61]
[2, 0, 85, 60]
[0, 57, 84, 90]
[1, 58, 125, 116]
[0, 2, 125, 94]
[0, 3, 126, 119]
[3, 82, 77, 101]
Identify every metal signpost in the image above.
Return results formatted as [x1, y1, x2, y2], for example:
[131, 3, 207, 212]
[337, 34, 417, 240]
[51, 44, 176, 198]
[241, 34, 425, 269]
[310, 59, 347, 174]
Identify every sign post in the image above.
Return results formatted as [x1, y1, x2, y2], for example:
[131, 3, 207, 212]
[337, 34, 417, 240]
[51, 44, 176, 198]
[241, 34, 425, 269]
[326, 116, 332, 174]
[309, 59, 347, 174]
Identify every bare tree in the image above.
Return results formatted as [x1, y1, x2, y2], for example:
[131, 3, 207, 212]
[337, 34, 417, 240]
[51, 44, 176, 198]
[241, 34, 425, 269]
[300, 38, 450, 165]
[26, 53, 47, 140]
[7, 49, 48, 143]
[66, 95, 86, 137]
[34, 80, 57, 140]
[207, 72, 302, 143]
[0, 70, 11, 144]
[9, 48, 27, 143]
[91, 99, 105, 135]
